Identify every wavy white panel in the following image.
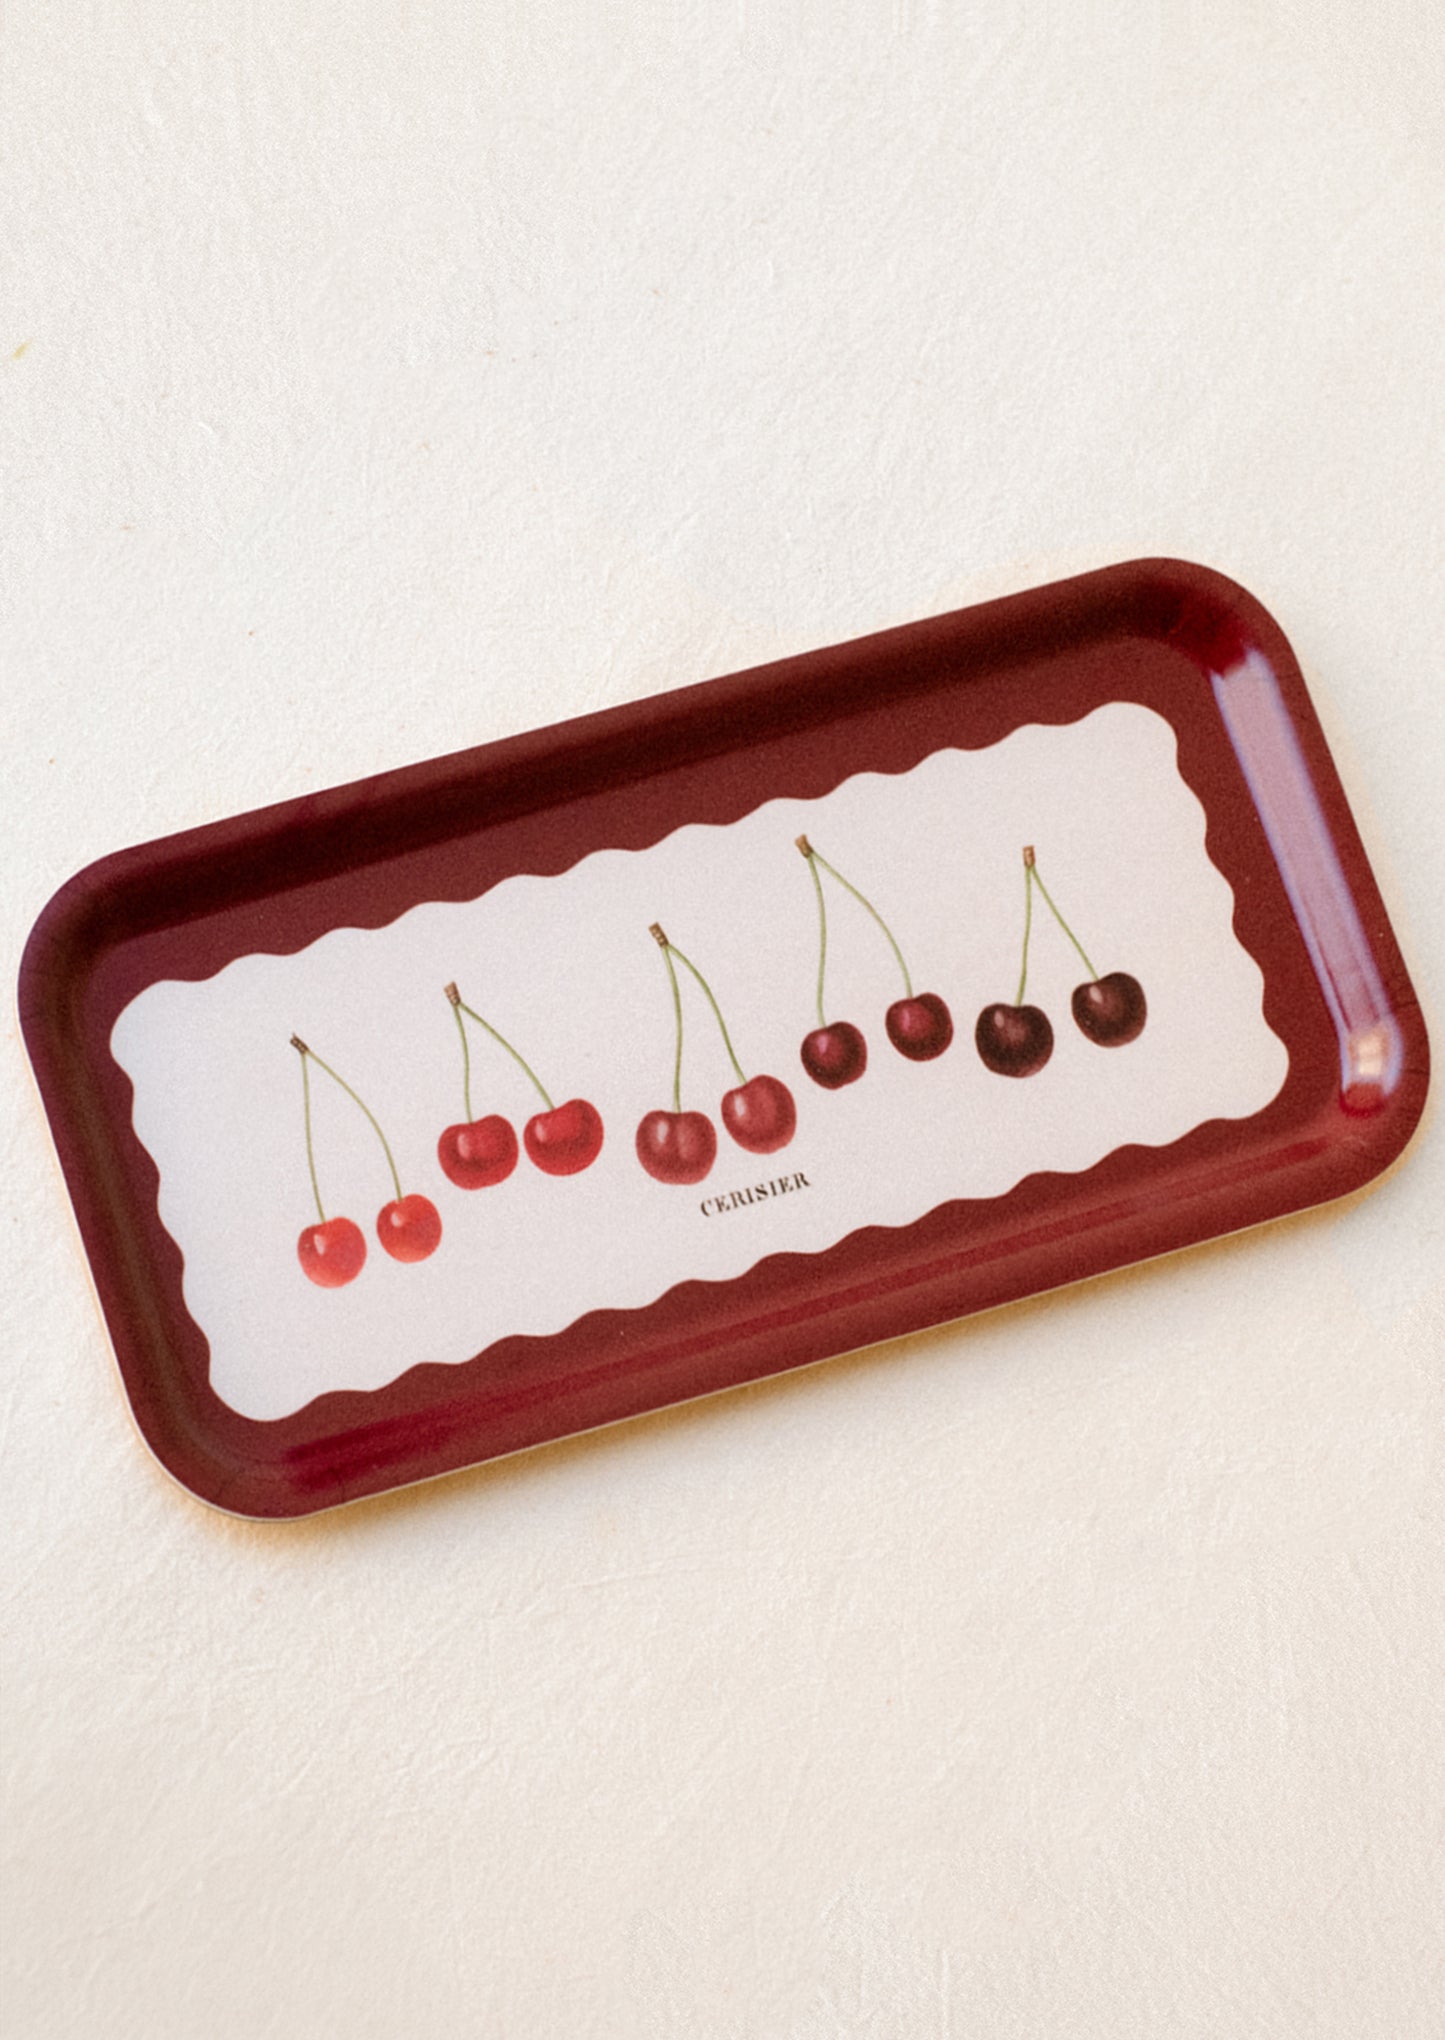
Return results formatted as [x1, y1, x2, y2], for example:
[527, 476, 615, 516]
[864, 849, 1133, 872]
[110, 704, 1288, 1420]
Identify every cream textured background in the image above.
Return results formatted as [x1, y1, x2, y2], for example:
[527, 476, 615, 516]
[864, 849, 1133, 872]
[3, 5, 1442, 2036]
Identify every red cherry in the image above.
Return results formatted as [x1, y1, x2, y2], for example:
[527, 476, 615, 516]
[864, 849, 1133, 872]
[524, 1097, 605, 1176]
[800, 1022, 867, 1089]
[437, 1113, 519, 1189]
[376, 1193, 443, 1263]
[885, 992, 954, 1061]
[297, 1216, 367, 1289]
[721, 1073, 797, 1154]
[1071, 973, 1147, 1047]
[975, 1003, 1054, 1077]
[635, 1109, 717, 1184]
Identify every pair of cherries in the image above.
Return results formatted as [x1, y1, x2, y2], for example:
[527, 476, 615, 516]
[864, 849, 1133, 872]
[292, 1036, 441, 1289]
[794, 835, 954, 1087]
[635, 924, 797, 1185]
[436, 983, 604, 1187]
[974, 847, 1147, 1076]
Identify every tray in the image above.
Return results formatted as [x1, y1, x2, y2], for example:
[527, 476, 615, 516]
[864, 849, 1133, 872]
[20, 559, 1429, 1517]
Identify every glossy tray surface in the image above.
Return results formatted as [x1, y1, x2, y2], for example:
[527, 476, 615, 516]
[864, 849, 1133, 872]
[20, 560, 1428, 1516]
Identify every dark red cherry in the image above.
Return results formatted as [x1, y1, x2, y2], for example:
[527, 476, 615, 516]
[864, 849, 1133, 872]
[721, 1074, 797, 1154]
[885, 992, 954, 1062]
[1071, 973, 1146, 1047]
[975, 1003, 1054, 1077]
[800, 1022, 867, 1089]
[523, 1098, 605, 1176]
[437, 1113, 519, 1189]
[297, 1216, 367, 1288]
[635, 1109, 717, 1185]
[376, 1193, 443, 1263]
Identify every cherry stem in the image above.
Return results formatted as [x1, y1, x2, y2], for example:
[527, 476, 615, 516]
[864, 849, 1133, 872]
[447, 985, 555, 1112]
[799, 837, 913, 998]
[663, 938, 748, 1086]
[799, 840, 830, 1026]
[1030, 861, 1099, 981]
[291, 1036, 403, 1203]
[451, 997, 473, 1121]
[657, 936, 686, 1113]
[298, 1049, 326, 1224]
[1015, 858, 1036, 1005]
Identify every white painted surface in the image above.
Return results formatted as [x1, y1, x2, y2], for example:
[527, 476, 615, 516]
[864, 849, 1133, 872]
[4, 4, 1441, 2035]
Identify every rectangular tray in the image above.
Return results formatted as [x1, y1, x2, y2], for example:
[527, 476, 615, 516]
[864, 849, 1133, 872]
[20, 559, 1428, 1517]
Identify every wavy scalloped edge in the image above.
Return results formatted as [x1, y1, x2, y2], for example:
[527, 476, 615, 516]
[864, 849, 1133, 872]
[110, 693, 1263, 1000]
[269, 1095, 1295, 1458]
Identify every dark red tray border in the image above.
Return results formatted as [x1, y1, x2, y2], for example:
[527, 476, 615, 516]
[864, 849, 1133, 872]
[19, 559, 1429, 1516]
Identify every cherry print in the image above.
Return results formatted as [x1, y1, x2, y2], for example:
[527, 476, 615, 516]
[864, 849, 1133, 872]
[975, 847, 1146, 1076]
[795, 834, 952, 1085]
[292, 1035, 440, 1279]
[638, 924, 797, 1183]
[442, 983, 604, 1181]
